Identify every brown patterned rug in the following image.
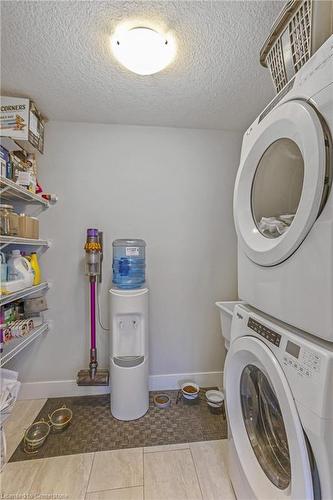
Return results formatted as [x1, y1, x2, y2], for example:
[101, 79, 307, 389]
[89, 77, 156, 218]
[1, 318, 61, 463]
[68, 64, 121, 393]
[10, 389, 227, 462]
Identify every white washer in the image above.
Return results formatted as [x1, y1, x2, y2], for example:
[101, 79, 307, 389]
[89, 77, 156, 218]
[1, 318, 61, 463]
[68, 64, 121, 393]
[224, 304, 333, 500]
[234, 36, 333, 341]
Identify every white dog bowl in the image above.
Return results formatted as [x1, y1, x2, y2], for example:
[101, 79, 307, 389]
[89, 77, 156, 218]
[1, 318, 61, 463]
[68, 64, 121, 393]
[181, 382, 200, 400]
[205, 390, 224, 407]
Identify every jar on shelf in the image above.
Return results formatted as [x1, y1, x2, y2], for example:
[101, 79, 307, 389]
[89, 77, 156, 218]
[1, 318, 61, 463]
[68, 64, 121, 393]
[18, 213, 28, 238]
[9, 207, 19, 236]
[0, 204, 19, 236]
[0, 204, 11, 236]
[30, 217, 39, 239]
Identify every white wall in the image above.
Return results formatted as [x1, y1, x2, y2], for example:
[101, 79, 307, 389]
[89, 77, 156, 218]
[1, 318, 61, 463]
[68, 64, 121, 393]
[8, 121, 242, 397]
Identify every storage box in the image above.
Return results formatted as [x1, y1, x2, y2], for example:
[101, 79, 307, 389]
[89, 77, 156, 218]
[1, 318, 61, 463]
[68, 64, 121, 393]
[30, 217, 39, 238]
[0, 145, 11, 178]
[11, 150, 37, 193]
[0, 97, 45, 153]
[24, 296, 48, 314]
[18, 214, 38, 238]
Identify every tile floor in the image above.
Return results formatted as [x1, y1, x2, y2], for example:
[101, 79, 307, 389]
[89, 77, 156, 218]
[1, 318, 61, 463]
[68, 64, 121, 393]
[1, 399, 235, 500]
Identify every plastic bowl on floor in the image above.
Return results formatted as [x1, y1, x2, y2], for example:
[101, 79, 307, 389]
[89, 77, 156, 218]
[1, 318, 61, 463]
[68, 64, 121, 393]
[153, 394, 171, 408]
[205, 390, 224, 407]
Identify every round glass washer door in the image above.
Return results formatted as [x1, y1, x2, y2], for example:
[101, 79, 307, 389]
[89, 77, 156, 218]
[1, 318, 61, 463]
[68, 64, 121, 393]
[240, 364, 291, 489]
[234, 100, 327, 266]
[224, 335, 314, 499]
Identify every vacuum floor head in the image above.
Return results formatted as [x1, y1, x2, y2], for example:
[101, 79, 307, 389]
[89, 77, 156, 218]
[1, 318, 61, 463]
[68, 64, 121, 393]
[77, 369, 109, 386]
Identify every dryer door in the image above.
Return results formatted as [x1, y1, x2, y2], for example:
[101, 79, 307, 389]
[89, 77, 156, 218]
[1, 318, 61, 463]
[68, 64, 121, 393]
[225, 336, 315, 499]
[234, 100, 328, 266]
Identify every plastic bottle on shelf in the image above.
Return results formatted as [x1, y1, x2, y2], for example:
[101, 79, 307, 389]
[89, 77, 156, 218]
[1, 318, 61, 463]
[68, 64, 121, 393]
[7, 250, 34, 284]
[0, 252, 7, 282]
[29, 252, 41, 285]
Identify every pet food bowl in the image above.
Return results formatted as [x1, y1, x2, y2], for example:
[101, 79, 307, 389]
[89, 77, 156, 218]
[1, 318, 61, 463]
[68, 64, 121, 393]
[181, 382, 200, 400]
[49, 405, 73, 431]
[153, 394, 171, 408]
[205, 390, 224, 408]
[24, 420, 50, 453]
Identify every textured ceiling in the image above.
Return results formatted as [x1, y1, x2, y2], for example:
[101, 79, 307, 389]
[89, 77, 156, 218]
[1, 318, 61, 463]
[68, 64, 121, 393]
[1, 1, 282, 131]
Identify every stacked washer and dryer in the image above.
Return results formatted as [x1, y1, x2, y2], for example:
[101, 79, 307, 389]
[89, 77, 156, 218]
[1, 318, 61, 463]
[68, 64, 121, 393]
[220, 35, 333, 500]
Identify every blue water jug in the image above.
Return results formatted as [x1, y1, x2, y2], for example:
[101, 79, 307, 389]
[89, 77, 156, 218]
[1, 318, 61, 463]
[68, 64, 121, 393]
[112, 239, 146, 289]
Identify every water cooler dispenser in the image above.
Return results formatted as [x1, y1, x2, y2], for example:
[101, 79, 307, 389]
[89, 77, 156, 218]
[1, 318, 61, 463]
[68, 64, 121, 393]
[109, 240, 149, 420]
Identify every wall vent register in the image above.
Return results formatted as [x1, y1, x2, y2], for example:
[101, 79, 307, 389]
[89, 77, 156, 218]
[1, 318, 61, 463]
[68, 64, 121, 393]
[247, 317, 281, 346]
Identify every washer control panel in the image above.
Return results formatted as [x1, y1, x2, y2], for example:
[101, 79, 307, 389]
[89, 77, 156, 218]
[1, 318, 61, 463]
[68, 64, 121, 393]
[247, 315, 322, 378]
[283, 344, 321, 378]
[248, 318, 281, 347]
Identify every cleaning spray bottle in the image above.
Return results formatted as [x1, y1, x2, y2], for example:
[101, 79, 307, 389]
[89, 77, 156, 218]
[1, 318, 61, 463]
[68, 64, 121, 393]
[29, 252, 41, 285]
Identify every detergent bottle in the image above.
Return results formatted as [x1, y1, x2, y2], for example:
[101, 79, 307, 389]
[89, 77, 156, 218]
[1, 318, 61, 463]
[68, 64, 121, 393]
[6, 250, 34, 289]
[30, 252, 41, 285]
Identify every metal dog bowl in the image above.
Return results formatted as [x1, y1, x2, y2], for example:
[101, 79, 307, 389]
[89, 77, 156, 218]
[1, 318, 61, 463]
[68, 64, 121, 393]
[49, 405, 73, 431]
[24, 420, 50, 453]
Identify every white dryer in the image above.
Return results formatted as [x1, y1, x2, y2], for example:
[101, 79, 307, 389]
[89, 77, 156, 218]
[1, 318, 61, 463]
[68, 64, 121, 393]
[234, 35, 333, 341]
[224, 304, 333, 500]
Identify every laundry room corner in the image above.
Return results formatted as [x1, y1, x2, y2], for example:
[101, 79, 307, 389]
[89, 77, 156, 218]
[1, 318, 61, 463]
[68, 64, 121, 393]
[3, 1, 333, 498]
[7, 121, 243, 399]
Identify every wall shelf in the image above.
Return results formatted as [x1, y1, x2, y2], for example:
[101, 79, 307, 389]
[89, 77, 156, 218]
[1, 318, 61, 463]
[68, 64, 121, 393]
[0, 236, 50, 251]
[0, 282, 49, 307]
[1, 323, 48, 367]
[0, 112, 52, 371]
[0, 136, 41, 156]
[0, 176, 49, 207]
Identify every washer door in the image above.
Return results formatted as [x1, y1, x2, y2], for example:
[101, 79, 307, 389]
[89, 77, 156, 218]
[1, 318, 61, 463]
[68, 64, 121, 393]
[234, 100, 328, 266]
[225, 336, 314, 499]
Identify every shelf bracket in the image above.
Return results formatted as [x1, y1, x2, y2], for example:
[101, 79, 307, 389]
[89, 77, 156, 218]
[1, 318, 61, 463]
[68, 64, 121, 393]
[0, 185, 11, 196]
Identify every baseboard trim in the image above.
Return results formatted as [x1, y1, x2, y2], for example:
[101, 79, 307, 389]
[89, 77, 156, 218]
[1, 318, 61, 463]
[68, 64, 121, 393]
[18, 371, 223, 400]
[149, 371, 223, 392]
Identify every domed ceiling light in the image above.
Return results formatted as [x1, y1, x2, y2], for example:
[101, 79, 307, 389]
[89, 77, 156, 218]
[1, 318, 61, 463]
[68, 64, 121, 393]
[111, 27, 176, 75]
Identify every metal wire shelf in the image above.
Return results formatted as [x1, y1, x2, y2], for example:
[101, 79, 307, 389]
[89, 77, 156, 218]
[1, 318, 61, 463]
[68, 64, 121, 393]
[0, 282, 49, 307]
[0, 235, 50, 252]
[0, 176, 49, 207]
[1, 323, 49, 366]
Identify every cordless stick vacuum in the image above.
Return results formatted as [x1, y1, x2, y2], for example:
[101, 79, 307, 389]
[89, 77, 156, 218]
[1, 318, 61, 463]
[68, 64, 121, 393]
[77, 228, 109, 386]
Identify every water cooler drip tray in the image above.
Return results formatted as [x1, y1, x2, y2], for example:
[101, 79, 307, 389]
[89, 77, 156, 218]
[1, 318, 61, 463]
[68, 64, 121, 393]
[113, 355, 144, 367]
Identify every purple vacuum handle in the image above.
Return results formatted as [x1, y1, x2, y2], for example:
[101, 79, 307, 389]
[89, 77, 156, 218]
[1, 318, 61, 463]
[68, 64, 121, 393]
[87, 228, 99, 238]
[90, 281, 96, 350]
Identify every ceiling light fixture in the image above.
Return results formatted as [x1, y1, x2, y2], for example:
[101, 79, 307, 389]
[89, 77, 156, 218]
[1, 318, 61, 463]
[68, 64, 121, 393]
[111, 27, 176, 76]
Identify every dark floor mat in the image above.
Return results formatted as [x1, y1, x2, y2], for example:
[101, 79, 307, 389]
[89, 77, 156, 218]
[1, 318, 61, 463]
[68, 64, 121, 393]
[10, 389, 227, 462]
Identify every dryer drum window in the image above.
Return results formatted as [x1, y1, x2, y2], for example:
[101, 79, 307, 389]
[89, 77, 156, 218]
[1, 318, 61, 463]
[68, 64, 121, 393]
[234, 99, 331, 267]
[240, 364, 291, 489]
[251, 139, 304, 239]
